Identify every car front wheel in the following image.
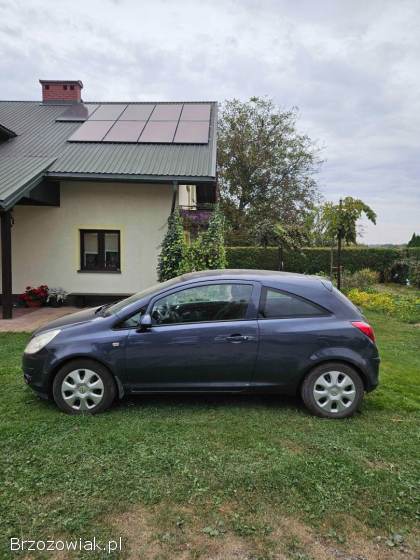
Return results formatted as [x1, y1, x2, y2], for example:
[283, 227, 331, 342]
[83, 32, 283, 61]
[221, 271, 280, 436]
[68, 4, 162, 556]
[52, 360, 116, 415]
[301, 362, 364, 419]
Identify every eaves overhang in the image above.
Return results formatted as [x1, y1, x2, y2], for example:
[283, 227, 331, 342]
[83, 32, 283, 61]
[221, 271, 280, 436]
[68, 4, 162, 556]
[0, 123, 17, 140]
[45, 172, 217, 184]
[0, 157, 57, 211]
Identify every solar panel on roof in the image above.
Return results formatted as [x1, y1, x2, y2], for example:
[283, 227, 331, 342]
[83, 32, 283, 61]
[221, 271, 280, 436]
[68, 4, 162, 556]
[119, 104, 155, 121]
[103, 121, 147, 142]
[68, 120, 115, 142]
[149, 104, 182, 121]
[56, 104, 99, 122]
[139, 121, 178, 142]
[174, 121, 209, 144]
[180, 104, 211, 121]
[65, 102, 212, 144]
[89, 104, 127, 120]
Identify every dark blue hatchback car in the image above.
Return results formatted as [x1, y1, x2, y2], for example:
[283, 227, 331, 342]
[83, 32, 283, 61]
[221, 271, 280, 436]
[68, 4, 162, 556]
[23, 270, 379, 418]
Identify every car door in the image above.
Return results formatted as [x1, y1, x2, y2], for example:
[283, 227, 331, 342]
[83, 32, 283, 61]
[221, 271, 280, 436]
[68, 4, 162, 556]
[253, 286, 332, 391]
[125, 280, 260, 392]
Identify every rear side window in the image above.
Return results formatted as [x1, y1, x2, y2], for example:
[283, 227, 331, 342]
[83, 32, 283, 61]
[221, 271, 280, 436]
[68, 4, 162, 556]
[260, 288, 327, 319]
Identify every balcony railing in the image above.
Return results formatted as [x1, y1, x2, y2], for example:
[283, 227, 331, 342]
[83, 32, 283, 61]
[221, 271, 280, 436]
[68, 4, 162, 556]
[179, 203, 215, 226]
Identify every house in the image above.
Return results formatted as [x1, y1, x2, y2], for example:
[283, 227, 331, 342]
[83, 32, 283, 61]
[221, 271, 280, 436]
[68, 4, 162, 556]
[0, 80, 218, 319]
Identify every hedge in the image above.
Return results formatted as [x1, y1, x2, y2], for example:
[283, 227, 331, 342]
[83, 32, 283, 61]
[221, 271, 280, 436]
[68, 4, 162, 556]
[226, 246, 420, 276]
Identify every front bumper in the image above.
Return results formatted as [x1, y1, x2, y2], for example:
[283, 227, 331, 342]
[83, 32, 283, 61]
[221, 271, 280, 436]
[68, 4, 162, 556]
[22, 350, 53, 399]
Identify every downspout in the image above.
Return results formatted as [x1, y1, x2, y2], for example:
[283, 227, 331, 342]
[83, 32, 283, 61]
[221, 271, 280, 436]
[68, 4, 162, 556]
[1, 210, 13, 319]
[171, 180, 178, 214]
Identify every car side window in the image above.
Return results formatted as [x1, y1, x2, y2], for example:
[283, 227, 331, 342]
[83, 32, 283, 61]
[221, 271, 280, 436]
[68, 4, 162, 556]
[151, 283, 253, 325]
[260, 288, 326, 319]
[118, 309, 144, 328]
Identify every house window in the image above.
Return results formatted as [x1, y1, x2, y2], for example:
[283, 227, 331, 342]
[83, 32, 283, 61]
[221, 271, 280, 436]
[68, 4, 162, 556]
[80, 230, 120, 272]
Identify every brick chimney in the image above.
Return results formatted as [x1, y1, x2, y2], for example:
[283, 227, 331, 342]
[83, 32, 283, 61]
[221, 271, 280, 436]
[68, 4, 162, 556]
[39, 80, 83, 103]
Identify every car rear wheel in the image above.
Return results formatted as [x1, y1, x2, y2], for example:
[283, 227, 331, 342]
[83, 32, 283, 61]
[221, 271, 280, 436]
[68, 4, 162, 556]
[52, 360, 116, 415]
[301, 362, 364, 419]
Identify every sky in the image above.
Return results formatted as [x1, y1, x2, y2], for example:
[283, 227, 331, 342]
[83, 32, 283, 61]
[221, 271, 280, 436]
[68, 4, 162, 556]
[0, 0, 419, 244]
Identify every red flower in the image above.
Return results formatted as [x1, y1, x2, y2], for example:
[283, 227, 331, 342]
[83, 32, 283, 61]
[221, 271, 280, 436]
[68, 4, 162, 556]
[19, 285, 49, 307]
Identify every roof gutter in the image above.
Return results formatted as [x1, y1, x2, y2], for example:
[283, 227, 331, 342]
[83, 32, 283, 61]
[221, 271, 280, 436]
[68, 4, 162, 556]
[45, 172, 216, 184]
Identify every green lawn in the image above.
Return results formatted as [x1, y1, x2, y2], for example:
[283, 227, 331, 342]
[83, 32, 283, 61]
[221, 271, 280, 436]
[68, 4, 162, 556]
[0, 313, 419, 559]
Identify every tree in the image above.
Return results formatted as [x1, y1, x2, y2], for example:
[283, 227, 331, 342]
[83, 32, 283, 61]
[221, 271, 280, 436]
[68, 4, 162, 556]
[408, 233, 420, 247]
[251, 219, 308, 270]
[303, 203, 332, 247]
[322, 197, 377, 245]
[322, 197, 377, 289]
[218, 97, 321, 242]
[190, 206, 227, 271]
[157, 208, 189, 281]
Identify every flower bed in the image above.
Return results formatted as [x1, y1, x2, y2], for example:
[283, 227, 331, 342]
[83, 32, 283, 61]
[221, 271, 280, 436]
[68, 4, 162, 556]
[347, 288, 420, 323]
[18, 285, 49, 308]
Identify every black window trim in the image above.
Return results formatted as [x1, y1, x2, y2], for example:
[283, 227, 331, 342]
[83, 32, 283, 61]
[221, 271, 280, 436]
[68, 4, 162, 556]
[258, 286, 331, 320]
[148, 281, 257, 327]
[113, 307, 146, 330]
[79, 228, 121, 273]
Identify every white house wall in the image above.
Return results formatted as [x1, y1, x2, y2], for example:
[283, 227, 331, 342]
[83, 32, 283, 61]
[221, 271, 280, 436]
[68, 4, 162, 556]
[0, 181, 177, 295]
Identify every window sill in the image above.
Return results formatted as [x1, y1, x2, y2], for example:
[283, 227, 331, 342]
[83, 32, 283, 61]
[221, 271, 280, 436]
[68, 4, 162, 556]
[77, 269, 121, 274]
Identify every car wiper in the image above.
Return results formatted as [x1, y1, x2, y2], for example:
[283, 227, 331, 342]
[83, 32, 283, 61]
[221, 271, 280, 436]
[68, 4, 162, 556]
[98, 301, 119, 317]
[94, 302, 113, 315]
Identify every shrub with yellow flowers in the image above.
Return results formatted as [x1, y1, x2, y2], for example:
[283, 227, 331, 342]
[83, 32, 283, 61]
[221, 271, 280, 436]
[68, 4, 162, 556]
[347, 288, 420, 322]
[348, 289, 396, 313]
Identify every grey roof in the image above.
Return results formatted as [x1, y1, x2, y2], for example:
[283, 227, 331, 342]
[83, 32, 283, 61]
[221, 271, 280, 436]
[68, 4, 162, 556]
[0, 100, 217, 210]
[0, 122, 17, 140]
[0, 156, 56, 209]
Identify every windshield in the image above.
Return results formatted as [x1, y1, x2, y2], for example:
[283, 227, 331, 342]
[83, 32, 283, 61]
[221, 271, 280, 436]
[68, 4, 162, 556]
[102, 277, 182, 316]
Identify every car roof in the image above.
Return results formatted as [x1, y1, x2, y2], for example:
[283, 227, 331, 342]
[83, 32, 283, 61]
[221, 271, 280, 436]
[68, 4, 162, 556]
[177, 269, 330, 287]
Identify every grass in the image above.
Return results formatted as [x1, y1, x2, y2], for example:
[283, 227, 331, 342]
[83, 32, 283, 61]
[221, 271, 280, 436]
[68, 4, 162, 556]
[0, 313, 419, 559]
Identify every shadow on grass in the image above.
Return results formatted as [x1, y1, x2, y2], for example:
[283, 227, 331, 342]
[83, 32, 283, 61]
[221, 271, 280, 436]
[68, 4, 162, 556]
[115, 392, 305, 413]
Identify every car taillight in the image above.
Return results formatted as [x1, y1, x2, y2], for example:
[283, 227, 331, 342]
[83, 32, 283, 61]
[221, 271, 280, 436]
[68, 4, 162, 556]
[351, 321, 375, 342]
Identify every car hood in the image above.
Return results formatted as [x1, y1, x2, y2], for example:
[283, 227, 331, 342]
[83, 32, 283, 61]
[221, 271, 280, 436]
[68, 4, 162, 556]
[33, 307, 101, 336]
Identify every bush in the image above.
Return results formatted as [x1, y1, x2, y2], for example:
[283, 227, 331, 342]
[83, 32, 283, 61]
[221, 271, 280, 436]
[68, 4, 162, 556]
[347, 288, 420, 323]
[408, 247, 420, 260]
[189, 207, 226, 271]
[347, 289, 396, 313]
[387, 258, 420, 287]
[158, 207, 227, 281]
[341, 269, 379, 292]
[408, 260, 420, 288]
[157, 208, 189, 281]
[226, 246, 402, 277]
[18, 285, 49, 307]
[388, 260, 409, 284]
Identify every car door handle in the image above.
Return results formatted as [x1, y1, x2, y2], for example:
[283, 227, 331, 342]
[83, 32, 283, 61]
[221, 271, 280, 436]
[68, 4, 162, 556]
[225, 334, 249, 343]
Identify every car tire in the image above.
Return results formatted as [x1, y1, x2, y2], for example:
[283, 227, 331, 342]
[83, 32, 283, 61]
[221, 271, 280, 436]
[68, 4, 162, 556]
[301, 362, 364, 419]
[52, 359, 116, 415]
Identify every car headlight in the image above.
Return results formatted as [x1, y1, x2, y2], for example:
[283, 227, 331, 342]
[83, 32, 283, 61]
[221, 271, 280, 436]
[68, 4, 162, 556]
[24, 329, 61, 354]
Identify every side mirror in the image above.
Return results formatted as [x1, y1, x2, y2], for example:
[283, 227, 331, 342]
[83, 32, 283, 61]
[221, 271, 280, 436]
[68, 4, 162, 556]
[137, 313, 152, 332]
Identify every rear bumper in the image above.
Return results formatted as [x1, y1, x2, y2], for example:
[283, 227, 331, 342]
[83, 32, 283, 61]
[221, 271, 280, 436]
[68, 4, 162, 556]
[364, 356, 380, 392]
